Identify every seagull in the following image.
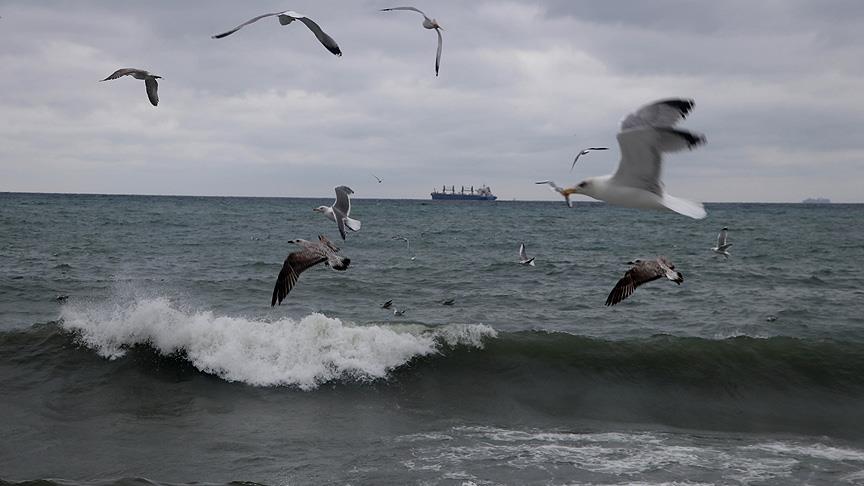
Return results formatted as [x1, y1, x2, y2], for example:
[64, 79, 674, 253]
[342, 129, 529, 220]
[441, 298, 455, 306]
[392, 235, 411, 252]
[570, 147, 609, 171]
[314, 186, 361, 240]
[271, 235, 350, 306]
[605, 257, 684, 306]
[381, 299, 393, 309]
[380, 7, 443, 76]
[393, 308, 407, 316]
[535, 181, 578, 207]
[212, 10, 342, 56]
[712, 227, 732, 258]
[372, 173, 383, 183]
[567, 99, 708, 219]
[100, 69, 162, 106]
[518, 243, 536, 266]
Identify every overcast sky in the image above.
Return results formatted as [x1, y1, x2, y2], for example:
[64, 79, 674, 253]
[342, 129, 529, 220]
[1, 0, 862, 202]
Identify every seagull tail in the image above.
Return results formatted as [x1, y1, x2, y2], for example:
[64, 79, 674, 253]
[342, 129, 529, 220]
[661, 194, 706, 219]
[344, 217, 362, 232]
[528, 258, 535, 267]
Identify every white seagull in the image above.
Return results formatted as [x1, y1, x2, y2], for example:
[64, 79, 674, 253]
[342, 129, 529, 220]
[381, 7, 443, 76]
[100, 68, 162, 106]
[314, 186, 361, 240]
[567, 99, 708, 219]
[518, 243, 535, 266]
[570, 147, 609, 171]
[212, 10, 342, 56]
[535, 180, 578, 207]
[392, 235, 415, 260]
[271, 235, 350, 306]
[606, 257, 684, 306]
[711, 227, 732, 258]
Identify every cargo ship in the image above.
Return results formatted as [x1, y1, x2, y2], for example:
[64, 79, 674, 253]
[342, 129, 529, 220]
[431, 185, 497, 201]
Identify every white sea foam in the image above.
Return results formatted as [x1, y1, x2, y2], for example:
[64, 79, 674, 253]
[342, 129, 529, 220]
[59, 295, 496, 390]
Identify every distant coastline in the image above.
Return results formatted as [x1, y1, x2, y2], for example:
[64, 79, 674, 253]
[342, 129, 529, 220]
[801, 197, 831, 204]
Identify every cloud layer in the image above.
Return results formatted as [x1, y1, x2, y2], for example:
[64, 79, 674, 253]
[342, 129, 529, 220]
[1, 0, 861, 202]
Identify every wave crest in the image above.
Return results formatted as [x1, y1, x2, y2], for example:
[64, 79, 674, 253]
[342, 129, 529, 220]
[59, 296, 496, 390]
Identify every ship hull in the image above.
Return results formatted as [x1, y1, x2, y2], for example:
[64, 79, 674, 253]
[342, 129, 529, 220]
[431, 193, 497, 201]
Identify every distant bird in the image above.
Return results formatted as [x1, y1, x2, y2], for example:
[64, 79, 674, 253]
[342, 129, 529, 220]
[372, 173, 383, 183]
[212, 10, 342, 56]
[570, 147, 609, 171]
[393, 308, 407, 316]
[518, 243, 535, 266]
[271, 235, 350, 306]
[605, 257, 684, 306]
[441, 298, 455, 306]
[535, 180, 578, 207]
[381, 7, 443, 76]
[314, 186, 361, 240]
[567, 99, 708, 219]
[712, 227, 732, 258]
[381, 299, 393, 309]
[392, 235, 410, 252]
[100, 68, 162, 106]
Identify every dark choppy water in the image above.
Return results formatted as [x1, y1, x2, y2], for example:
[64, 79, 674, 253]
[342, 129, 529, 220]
[2, 192, 864, 485]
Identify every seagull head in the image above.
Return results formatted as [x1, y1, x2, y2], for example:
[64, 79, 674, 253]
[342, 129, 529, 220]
[570, 178, 599, 198]
[312, 206, 328, 213]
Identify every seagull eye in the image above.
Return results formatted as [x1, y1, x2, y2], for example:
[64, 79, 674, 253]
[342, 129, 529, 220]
[578, 182, 587, 188]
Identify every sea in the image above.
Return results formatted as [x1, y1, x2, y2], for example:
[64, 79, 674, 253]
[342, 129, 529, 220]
[1, 192, 863, 486]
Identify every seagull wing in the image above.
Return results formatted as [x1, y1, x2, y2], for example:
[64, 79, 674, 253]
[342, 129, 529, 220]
[101, 68, 144, 81]
[570, 151, 584, 172]
[333, 186, 353, 215]
[318, 234, 341, 253]
[212, 12, 283, 39]
[519, 243, 528, 260]
[435, 28, 443, 76]
[612, 99, 706, 195]
[380, 6, 428, 17]
[620, 98, 697, 131]
[144, 78, 159, 106]
[284, 14, 342, 56]
[716, 228, 727, 248]
[605, 261, 665, 306]
[271, 250, 326, 306]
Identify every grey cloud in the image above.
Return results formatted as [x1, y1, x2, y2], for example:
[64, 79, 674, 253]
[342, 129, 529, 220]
[0, 0, 861, 202]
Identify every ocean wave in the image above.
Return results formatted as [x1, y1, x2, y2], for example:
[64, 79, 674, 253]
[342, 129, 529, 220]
[59, 296, 496, 390]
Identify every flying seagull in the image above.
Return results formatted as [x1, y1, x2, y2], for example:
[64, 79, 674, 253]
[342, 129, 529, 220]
[271, 235, 350, 306]
[393, 307, 407, 317]
[100, 68, 162, 106]
[605, 257, 684, 306]
[212, 10, 342, 56]
[381, 7, 443, 76]
[381, 299, 393, 309]
[535, 180, 578, 207]
[372, 173, 383, 183]
[712, 227, 732, 258]
[441, 298, 455, 306]
[570, 147, 609, 172]
[314, 186, 361, 240]
[392, 235, 410, 251]
[566, 99, 708, 219]
[518, 243, 535, 266]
